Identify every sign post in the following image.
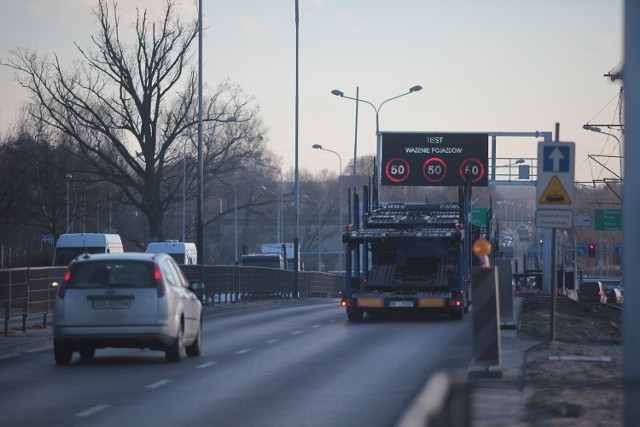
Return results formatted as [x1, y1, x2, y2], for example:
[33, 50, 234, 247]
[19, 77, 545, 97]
[536, 137, 575, 342]
[535, 139, 575, 229]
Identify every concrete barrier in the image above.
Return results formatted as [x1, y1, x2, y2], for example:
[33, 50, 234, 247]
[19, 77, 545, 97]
[396, 371, 470, 427]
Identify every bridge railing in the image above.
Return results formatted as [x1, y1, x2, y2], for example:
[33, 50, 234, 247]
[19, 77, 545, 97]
[0, 265, 343, 335]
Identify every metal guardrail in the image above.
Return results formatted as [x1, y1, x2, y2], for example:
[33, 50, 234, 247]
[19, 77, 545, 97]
[0, 265, 344, 335]
[0, 267, 66, 335]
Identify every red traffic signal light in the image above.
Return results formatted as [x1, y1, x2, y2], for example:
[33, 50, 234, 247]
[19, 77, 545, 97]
[588, 243, 596, 257]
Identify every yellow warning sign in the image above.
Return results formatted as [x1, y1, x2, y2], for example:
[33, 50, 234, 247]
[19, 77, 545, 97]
[538, 176, 572, 205]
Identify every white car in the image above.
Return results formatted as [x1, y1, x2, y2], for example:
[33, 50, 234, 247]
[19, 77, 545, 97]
[53, 252, 202, 364]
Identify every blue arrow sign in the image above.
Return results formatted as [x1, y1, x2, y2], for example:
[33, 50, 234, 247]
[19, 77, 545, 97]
[543, 146, 570, 172]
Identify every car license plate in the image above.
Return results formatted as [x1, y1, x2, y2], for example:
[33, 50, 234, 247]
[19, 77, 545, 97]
[389, 301, 414, 308]
[92, 299, 131, 309]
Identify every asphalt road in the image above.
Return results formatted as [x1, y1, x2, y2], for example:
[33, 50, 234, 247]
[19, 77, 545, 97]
[0, 302, 473, 427]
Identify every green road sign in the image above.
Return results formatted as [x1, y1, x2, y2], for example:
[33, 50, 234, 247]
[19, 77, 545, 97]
[472, 208, 489, 227]
[594, 208, 622, 231]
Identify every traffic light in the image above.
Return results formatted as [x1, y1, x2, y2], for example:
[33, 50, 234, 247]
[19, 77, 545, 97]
[588, 243, 596, 258]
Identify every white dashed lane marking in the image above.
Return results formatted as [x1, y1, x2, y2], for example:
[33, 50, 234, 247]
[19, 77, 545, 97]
[145, 379, 171, 389]
[196, 361, 217, 369]
[75, 404, 110, 418]
[235, 349, 252, 354]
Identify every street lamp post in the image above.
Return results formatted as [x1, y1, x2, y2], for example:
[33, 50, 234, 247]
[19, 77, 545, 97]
[330, 85, 422, 189]
[260, 186, 281, 242]
[256, 161, 284, 243]
[303, 194, 321, 271]
[211, 174, 239, 265]
[583, 124, 624, 181]
[196, 0, 204, 265]
[189, 116, 237, 244]
[330, 85, 422, 275]
[65, 173, 73, 233]
[312, 144, 343, 272]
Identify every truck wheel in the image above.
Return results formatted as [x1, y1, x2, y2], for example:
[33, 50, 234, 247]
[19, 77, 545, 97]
[346, 307, 364, 321]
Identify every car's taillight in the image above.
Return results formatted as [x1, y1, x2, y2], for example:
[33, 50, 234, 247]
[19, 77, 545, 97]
[58, 268, 72, 299]
[154, 264, 166, 297]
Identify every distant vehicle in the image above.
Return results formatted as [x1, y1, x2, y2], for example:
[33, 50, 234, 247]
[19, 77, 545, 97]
[146, 240, 197, 265]
[603, 287, 622, 304]
[53, 233, 124, 266]
[516, 224, 530, 241]
[258, 242, 304, 271]
[577, 281, 606, 304]
[239, 253, 285, 269]
[52, 252, 202, 364]
[341, 202, 470, 321]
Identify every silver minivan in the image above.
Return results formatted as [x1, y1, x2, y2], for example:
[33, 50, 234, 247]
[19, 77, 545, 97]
[53, 252, 202, 364]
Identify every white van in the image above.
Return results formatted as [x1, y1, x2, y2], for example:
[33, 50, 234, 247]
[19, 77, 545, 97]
[53, 233, 124, 266]
[146, 240, 197, 265]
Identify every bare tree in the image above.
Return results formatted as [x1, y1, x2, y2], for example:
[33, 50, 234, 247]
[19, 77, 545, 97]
[4, 0, 267, 243]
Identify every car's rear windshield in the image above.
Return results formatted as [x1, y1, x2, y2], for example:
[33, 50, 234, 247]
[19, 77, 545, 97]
[67, 261, 155, 289]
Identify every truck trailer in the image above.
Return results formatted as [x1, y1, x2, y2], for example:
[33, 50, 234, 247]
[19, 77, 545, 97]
[341, 200, 474, 321]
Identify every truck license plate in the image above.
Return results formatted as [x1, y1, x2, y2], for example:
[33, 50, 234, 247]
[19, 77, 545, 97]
[389, 301, 414, 307]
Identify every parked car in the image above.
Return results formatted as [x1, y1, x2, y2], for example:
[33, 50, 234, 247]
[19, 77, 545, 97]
[577, 281, 606, 304]
[53, 252, 202, 364]
[604, 287, 623, 304]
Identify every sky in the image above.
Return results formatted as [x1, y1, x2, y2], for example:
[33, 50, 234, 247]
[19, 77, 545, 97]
[0, 0, 624, 183]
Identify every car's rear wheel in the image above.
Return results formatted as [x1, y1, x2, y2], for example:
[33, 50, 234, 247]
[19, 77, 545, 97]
[165, 327, 183, 363]
[79, 347, 96, 360]
[54, 341, 73, 365]
[185, 328, 202, 357]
